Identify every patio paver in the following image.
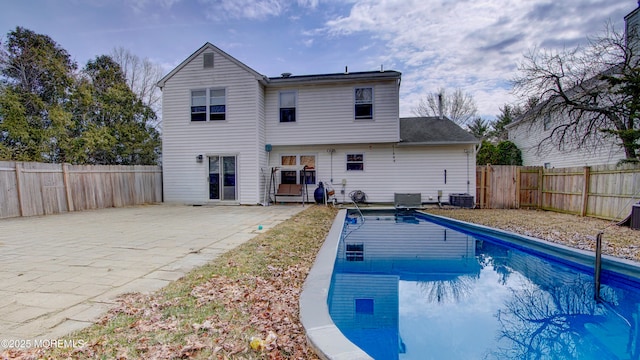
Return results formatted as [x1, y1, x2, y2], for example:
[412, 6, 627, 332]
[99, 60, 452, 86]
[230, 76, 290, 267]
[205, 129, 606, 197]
[0, 204, 304, 345]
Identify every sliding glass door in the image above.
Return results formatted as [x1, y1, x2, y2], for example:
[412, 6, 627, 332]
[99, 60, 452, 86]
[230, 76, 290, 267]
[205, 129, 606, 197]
[208, 155, 236, 201]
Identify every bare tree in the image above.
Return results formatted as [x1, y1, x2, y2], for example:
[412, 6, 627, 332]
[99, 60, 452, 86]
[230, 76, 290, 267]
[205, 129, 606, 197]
[412, 87, 478, 126]
[110, 47, 163, 127]
[512, 21, 640, 162]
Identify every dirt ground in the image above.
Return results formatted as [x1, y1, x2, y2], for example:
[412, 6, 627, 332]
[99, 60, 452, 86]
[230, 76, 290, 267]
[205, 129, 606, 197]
[424, 208, 640, 263]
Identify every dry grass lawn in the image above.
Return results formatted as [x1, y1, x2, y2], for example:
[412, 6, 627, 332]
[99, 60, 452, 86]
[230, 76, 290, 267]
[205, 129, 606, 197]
[2, 205, 337, 360]
[2, 205, 638, 360]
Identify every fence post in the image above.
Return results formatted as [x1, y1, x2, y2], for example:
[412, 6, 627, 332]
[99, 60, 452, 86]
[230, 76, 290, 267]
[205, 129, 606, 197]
[537, 167, 543, 209]
[15, 162, 24, 217]
[480, 166, 486, 208]
[62, 163, 74, 212]
[580, 166, 590, 217]
[515, 166, 521, 209]
[486, 164, 492, 209]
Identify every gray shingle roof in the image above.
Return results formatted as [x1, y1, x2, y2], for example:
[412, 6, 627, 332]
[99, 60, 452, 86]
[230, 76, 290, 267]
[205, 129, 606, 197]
[399, 117, 478, 145]
[266, 70, 401, 86]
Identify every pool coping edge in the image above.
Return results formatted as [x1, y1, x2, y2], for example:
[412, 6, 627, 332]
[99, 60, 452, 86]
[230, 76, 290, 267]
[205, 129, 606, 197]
[299, 209, 373, 360]
[420, 211, 640, 280]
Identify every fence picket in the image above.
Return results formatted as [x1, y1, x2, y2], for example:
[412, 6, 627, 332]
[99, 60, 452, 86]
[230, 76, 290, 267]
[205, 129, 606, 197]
[476, 164, 640, 221]
[0, 161, 162, 219]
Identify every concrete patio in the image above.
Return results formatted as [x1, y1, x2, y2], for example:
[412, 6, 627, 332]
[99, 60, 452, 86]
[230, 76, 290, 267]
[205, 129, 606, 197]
[0, 204, 304, 344]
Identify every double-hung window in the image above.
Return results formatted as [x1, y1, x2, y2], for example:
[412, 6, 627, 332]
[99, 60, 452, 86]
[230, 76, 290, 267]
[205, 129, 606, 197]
[279, 91, 297, 122]
[209, 89, 226, 120]
[346, 153, 364, 171]
[354, 87, 373, 119]
[191, 90, 207, 121]
[191, 88, 226, 121]
[280, 155, 316, 184]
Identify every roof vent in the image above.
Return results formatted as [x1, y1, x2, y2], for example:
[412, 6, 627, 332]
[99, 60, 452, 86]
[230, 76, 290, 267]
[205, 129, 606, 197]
[281, 72, 292, 78]
[203, 53, 214, 68]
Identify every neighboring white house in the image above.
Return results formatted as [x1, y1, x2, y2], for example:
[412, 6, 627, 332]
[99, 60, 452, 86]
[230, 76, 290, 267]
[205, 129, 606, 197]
[157, 43, 478, 205]
[507, 4, 640, 168]
[506, 113, 627, 168]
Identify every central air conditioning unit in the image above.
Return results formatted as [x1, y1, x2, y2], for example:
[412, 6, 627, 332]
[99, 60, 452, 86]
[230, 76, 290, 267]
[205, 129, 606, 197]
[449, 193, 475, 208]
[631, 204, 640, 230]
[394, 193, 421, 209]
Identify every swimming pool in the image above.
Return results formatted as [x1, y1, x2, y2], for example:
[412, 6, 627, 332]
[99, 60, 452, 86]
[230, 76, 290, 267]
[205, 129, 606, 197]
[325, 210, 640, 360]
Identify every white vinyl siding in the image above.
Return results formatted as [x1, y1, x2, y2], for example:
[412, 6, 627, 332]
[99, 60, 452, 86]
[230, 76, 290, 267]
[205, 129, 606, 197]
[508, 117, 626, 168]
[161, 49, 262, 204]
[264, 80, 399, 145]
[271, 143, 475, 203]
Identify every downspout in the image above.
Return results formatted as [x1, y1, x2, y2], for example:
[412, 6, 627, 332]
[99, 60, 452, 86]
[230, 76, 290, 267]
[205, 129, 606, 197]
[465, 148, 470, 194]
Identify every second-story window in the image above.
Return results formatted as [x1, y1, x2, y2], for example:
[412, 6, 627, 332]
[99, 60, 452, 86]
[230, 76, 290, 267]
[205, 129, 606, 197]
[191, 88, 226, 122]
[209, 89, 226, 120]
[354, 87, 373, 119]
[280, 91, 297, 122]
[191, 90, 207, 121]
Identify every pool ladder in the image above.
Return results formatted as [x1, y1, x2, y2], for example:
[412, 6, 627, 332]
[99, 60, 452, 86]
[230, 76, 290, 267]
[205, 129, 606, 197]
[351, 198, 365, 225]
[342, 199, 365, 241]
[594, 231, 603, 301]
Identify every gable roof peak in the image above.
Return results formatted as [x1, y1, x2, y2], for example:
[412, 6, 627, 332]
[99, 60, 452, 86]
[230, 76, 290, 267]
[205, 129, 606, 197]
[157, 42, 266, 88]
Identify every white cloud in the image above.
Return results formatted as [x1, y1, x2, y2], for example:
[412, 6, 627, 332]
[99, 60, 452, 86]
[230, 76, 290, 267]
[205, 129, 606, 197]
[196, 0, 323, 20]
[126, 0, 181, 13]
[297, 0, 319, 9]
[322, 0, 633, 117]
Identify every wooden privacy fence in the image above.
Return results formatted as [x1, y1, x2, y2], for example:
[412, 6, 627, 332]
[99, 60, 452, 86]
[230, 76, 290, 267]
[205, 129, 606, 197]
[476, 164, 640, 221]
[0, 161, 162, 219]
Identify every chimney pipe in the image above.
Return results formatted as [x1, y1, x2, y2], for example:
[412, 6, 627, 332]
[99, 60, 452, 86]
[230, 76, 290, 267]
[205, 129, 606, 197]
[438, 93, 444, 120]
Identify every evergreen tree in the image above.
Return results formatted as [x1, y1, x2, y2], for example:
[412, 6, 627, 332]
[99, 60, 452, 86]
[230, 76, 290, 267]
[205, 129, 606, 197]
[491, 105, 522, 141]
[495, 141, 523, 165]
[82, 55, 160, 165]
[476, 140, 497, 165]
[467, 117, 491, 140]
[476, 140, 522, 166]
[0, 27, 77, 162]
[0, 27, 160, 164]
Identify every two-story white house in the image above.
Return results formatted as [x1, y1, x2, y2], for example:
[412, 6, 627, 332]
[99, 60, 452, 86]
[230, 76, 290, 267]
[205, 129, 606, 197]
[157, 43, 477, 205]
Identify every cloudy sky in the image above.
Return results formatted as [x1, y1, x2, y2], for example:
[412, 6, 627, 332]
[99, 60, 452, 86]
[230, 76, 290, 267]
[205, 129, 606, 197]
[0, 0, 636, 119]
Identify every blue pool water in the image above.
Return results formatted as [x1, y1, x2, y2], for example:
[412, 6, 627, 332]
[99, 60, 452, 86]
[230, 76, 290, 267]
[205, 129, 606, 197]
[328, 211, 640, 360]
